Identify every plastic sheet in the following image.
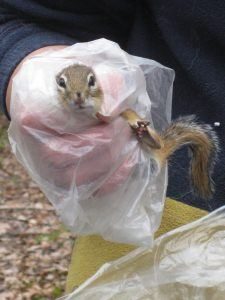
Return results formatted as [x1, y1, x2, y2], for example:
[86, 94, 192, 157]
[8, 38, 174, 246]
[60, 206, 225, 300]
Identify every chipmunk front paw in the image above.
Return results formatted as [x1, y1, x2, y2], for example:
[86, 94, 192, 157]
[132, 120, 150, 141]
[131, 120, 162, 149]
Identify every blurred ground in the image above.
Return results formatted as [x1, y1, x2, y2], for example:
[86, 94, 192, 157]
[0, 114, 74, 299]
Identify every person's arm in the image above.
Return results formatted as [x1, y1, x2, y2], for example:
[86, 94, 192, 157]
[0, 4, 75, 119]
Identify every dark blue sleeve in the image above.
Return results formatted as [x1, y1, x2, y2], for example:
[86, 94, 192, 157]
[0, 6, 76, 119]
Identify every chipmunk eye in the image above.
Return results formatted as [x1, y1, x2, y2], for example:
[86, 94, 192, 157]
[58, 77, 66, 88]
[88, 74, 95, 87]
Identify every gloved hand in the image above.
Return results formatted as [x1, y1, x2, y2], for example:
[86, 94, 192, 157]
[7, 45, 137, 198]
[18, 110, 134, 195]
[7, 39, 171, 245]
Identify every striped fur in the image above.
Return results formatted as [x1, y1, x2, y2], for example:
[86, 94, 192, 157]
[155, 115, 219, 199]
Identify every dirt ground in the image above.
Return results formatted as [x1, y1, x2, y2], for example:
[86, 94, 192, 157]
[0, 114, 74, 299]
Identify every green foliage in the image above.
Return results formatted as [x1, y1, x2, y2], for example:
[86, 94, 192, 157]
[31, 296, 46, 300]
[0, 126, 8, 150]
[52, 286, 63, 298]
[35, 229, 63, 244]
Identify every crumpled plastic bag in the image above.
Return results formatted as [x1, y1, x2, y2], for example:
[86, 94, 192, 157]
[8, 38, 174, 246]
[59, 206, 225, 300]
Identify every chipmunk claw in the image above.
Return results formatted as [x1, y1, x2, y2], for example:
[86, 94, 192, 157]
[132, 120, 151, 140]
[132, 120, 162, 149]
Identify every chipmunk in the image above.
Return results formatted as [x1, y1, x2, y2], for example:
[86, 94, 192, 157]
[56, 64, 219, 199]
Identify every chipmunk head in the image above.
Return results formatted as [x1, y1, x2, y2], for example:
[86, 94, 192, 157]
[56, 64, 102, 109]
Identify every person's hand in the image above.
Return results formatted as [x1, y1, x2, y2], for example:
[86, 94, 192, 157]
[7, 46, 137, 197]
[19, 110, 134, 196]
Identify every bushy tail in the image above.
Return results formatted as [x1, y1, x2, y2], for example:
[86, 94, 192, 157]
[155, 116, 219, 199]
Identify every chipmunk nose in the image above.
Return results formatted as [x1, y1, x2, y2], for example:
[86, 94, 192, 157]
[74, 92, 84, 108]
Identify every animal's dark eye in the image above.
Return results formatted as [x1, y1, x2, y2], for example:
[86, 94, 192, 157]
[88, 75, 95, 87]
[58, 77, 66, 88]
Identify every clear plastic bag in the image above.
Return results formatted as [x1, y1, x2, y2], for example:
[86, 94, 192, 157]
[8, 38, 174, 246]
[60, 206, 225, 300]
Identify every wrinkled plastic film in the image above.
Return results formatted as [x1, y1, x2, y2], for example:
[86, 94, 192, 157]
[8, 39, 174, 246]
[60, 206, 225, 300]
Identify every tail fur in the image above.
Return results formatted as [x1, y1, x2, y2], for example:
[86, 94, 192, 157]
[154, 115, 219, 199]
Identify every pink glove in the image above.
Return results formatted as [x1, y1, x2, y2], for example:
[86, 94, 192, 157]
[19, 111, 135, 196]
